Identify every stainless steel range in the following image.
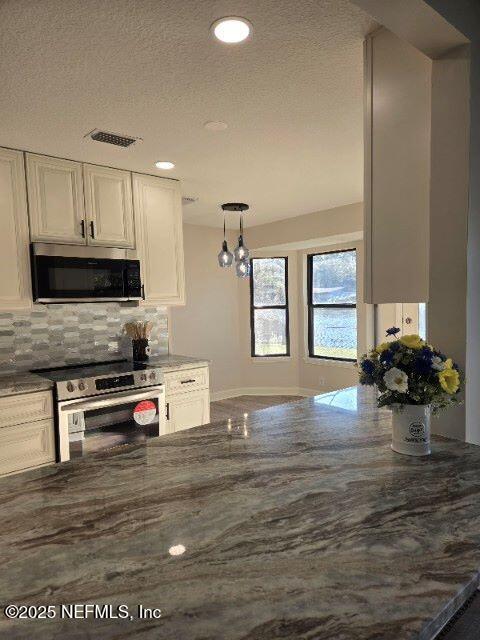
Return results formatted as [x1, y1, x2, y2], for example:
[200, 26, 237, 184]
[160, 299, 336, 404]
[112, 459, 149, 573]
[33, 360, 166, 462]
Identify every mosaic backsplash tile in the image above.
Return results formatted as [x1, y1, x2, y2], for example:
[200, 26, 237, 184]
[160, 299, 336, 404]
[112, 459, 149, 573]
[0, 303, 169, 373]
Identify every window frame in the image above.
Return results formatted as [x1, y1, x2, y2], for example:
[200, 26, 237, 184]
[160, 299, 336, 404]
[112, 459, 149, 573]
[307, 248, 357, 363]
[250, 257, 290, 358]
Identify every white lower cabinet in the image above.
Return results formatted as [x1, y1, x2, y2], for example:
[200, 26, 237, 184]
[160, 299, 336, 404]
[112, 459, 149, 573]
[166, 389, 210, 434]
[0, 391, 55, 477]
[164, 366, 210, 434]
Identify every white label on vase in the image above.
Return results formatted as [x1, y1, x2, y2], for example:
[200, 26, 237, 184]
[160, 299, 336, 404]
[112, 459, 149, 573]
[407, 421, 427, 442]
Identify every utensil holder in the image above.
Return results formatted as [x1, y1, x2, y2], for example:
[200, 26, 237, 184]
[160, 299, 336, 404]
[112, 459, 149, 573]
[132, 338, 150, 362]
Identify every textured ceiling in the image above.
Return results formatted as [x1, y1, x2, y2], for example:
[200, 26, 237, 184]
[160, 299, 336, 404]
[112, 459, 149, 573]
[0, 0, 375, 227]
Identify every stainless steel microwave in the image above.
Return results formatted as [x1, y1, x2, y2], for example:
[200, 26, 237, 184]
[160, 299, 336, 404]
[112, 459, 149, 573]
[31, 243, 143, 303]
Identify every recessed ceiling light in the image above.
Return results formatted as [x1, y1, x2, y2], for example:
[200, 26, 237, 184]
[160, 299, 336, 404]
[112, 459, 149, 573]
[211, 17, 252, 44]
[155, 161, 175, 170]
[204, 121, 228, 131]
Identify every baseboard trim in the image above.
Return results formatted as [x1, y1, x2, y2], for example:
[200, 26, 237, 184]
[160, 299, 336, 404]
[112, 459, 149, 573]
[210, 387, 320, 402]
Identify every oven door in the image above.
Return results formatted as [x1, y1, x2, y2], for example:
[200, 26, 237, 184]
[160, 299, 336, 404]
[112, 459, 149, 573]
[57, 386, 166, 462]
[32, 254, 129, 302]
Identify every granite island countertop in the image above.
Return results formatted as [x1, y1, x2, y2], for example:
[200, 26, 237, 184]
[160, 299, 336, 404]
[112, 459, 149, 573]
[1, 386, 480, 639]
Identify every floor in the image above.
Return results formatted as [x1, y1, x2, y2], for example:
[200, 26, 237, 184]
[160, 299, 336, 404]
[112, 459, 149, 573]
[210, 395, 303, 423]
[438, 590, 480, 639]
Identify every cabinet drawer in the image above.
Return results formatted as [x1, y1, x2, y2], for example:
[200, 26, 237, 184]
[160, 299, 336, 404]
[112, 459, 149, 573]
[165, 367, 209, 396]
[0, 419, 55, 476]
[0, 391, 53, 428]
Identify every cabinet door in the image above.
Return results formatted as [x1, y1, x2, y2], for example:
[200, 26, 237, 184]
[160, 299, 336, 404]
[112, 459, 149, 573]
[83, 164, 135, 248]
[132, 174, 185, 305]
[364, 30, 431, 303]
[0, 419, 55, 477]
[166, 390, 210, 433]
[0, 148, 32, 310]
[26, 153, 85, 244]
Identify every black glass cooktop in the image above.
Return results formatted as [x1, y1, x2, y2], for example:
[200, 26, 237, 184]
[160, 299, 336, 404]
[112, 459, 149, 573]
[32, 359, 149, 382]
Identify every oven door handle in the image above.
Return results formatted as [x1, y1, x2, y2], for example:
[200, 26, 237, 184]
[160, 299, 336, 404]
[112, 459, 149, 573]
[59, 386, 164, 413]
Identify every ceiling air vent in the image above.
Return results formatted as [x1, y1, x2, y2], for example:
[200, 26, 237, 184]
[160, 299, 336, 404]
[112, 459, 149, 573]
[86, 129, 141, 148]
[182, 196, 198, 206]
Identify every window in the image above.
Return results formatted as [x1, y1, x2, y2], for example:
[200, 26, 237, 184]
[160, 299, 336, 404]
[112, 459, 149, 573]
[250, 257, 290, 357]
[307, 249, 357, 361]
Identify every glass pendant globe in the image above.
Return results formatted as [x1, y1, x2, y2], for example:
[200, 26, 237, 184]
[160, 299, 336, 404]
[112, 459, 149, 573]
[234, 235, 249, 262]
[218, 240, 233, 267]
[236, 257, 250, 278]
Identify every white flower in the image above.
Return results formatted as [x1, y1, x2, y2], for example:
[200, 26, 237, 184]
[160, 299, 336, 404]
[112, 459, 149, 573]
[383, 367, 408, 393]
[431, 356, 446, 371]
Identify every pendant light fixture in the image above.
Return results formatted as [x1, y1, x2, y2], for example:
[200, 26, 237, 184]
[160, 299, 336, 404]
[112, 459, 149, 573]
[217, 211, 233, 267]
[234, 213, 250, 262]
[218, 203, 250, 277]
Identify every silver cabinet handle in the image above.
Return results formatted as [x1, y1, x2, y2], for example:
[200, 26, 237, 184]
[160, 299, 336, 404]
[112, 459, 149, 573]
[181, 379, 196, 384]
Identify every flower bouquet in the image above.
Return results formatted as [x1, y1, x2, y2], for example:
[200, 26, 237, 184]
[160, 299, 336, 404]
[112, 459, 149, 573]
[358, 328, 463, 456]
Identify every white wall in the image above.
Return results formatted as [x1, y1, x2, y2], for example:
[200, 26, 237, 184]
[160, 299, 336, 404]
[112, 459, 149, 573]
[422, 2, 480, 444]
[169, 224, 243, 394]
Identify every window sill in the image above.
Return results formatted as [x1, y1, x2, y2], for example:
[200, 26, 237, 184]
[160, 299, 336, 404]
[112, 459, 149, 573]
[303, 357, 357, 369]
[250, 356, 292, 363]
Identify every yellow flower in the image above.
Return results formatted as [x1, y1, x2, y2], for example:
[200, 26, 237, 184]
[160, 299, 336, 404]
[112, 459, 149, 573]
[438, 368, 460, 394]
[444, 358, 453, 370]
[399, 334, 424, 350]
[376, 342, 390, 354]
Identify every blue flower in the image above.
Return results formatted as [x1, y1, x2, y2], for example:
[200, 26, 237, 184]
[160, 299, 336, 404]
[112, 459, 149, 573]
[361, 359, 375, 375]
[389, 342, 400, 352]
[419, 346, 433, 362]
[379, 350, 394, 365]
[386, 326, 400, 337]
[414, 357, 432, 375]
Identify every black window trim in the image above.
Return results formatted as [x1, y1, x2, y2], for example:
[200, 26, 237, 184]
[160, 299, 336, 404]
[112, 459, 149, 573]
[250, 257, 290, 358]
[307, 248, 357, 363]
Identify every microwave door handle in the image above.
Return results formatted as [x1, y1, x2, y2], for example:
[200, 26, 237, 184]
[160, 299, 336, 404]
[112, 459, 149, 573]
[60, 386, 164, 413]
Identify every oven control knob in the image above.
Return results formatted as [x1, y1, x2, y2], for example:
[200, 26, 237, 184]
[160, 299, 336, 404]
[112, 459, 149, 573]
[66, 381, 75, 392]
[78, 380, 86, 391]
[140, 373, 147, 381]
[149, 371, 156, 381]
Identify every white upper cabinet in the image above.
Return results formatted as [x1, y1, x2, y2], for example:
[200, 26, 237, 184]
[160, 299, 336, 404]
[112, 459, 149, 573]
[0, 148, 32, 309]
[132, 174, 185, 306]
[83, 165, 135, 248]
[26, 154, 86, 244]
[364, 28, 431, 304]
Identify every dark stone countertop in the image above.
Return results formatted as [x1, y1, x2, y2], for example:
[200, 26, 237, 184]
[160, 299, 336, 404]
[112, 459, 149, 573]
[0, 371, 53, 398]
[0, 355, 208, 399]
[146, 353, 210, 371]
[0, 386, 479, 639]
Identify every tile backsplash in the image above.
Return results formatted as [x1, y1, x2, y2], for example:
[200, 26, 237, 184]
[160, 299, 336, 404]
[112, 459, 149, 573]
[0, 303, 169, 373]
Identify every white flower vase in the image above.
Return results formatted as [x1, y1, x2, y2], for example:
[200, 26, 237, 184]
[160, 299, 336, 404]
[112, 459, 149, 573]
[391, 404, 431, 456]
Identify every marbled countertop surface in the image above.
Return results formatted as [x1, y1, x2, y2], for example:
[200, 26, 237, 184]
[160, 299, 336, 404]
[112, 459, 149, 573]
[1, 386, 479, 639]
[0, 355, 208, 398]
[0, 371, 53, 398]
[146, 353, 210, 371]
